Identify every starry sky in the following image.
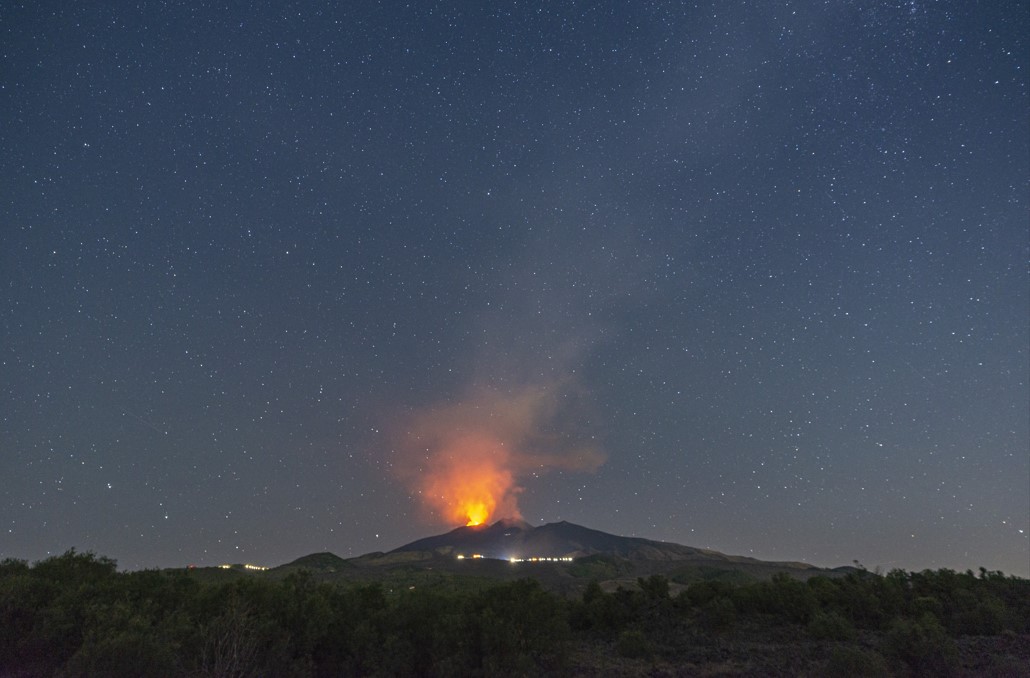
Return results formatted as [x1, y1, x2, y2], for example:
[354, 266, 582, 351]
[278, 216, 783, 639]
[2, 1, 1027, 576]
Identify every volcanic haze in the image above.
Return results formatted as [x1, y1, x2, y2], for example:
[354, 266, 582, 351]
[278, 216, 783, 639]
[392, 382, 605, 527]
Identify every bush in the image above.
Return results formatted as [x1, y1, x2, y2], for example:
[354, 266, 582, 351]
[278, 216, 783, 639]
[948, 588, 1006, 636]
[825, 646, 890, 677]
[808, 611, 855, 641]
[882, 613, 959, 676]
[698, 596, 736, 634]
[468, 579, 570, 674]
[4, 552, 1030, 676]
[616, 629, 651, 659]
[637, 575, 670, 601]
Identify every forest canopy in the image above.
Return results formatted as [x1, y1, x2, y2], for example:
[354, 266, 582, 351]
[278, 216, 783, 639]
[1, 550, 1027, 676]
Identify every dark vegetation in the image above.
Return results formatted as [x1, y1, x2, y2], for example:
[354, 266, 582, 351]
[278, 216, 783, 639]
[1, 550, 1027, 677]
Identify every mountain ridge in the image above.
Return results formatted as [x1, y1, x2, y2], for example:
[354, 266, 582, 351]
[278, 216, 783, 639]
[262, 519, 854, 593]
[387, 518, 815, 569]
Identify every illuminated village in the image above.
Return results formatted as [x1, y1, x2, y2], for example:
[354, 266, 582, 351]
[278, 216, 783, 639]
[455, 554, 574, 563]
[218, 563, 269, 571]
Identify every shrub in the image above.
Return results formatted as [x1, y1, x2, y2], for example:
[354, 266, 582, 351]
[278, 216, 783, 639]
[637, 575, 670, 601]
[807, 610, 855, 641]
[882, 613, 959, 676]
[825, 646, 890, 677]
[616, 629, 651, 659]
[698, 596, 736, 634]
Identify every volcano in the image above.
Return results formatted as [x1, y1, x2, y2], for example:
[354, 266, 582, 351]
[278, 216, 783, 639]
[390, 519, 813, 568]
[267, 519, 848, 590]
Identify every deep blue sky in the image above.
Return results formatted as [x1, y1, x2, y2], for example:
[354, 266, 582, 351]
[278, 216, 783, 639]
[2, 1, 1027, 576]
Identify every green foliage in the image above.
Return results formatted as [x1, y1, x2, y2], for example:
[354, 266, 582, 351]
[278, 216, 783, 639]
[835, 571, 889, 629]
[669, 565, 755, 586]
[1, 552, 1026, 676]
[466, 578, 571, 675]
[733, 572, 817, 623]
[60, 605, 181, 678]
[570, 580, 622, 634]
[566, 554, 632, 580]
[882, 612, 959, 676]
[0, 558, 29, 577]
[680, 579, 736, 608]
[697, 596, 737, 634]
[0, 550, 121, 674]
[911, 595, 944, 620]
[637, 574, 670, 601]
[616, 629, 651, 659]
[31, 549, 118, 584]
[807, 610, 855, 641]
[825, 646, 890, 677]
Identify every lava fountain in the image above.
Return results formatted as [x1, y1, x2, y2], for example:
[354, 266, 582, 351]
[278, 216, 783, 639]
[394, 383, 605, 528]
[421, 432, 521, 526]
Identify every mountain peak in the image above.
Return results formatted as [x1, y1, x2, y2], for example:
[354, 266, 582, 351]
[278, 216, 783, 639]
[490, 517, 532, 531]
[391, 519, 742, 563]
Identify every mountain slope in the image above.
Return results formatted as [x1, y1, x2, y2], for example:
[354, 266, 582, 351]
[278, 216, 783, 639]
[277, 552, 352, 572]
[390, 519, 813, 568]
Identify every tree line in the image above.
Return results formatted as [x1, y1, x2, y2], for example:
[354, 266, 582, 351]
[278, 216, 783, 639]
[1, 550, 1027, 676]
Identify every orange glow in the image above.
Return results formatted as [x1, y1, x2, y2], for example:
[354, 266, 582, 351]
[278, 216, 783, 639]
[394, 383, 605, 528]
[421, 432, 521, 527]
[464, 501, 489, 526]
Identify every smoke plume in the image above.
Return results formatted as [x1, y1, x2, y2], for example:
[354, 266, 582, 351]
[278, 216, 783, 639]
[394, 381, 605, 526]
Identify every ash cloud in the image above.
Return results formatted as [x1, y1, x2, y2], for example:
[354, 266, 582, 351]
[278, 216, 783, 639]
[393, 380, 605, 526]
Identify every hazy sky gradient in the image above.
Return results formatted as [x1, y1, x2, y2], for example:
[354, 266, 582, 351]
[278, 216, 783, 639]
[2, 1, 1027, 576]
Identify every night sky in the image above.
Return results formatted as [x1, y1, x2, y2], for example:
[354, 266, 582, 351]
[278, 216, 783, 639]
[2, 1, 1027, 577]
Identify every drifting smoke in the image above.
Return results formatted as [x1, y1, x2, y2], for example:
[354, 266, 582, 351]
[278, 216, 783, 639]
[394, 381, 605, 526]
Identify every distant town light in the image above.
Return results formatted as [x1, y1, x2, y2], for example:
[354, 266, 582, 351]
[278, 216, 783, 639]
[459, 554, 576, 563]
[217, 563, 268, 571]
